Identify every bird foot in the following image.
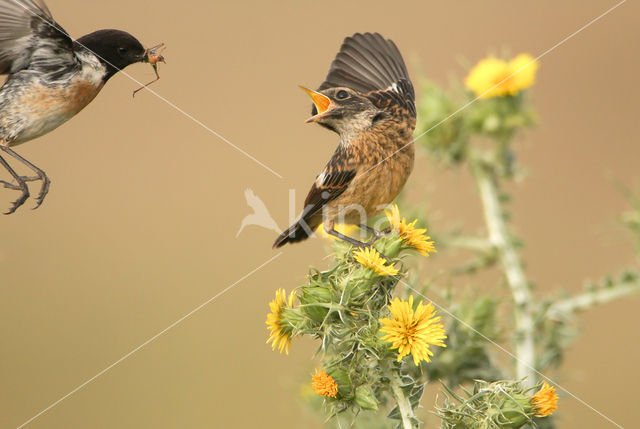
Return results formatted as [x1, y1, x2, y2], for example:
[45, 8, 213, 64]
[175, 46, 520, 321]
[1, 179, 22, 190]
[0, 147, 50, 213]
[360, 225, 393, 246]
[1, 173, 50, 213]
[2, 181, 29, 215]
[29, 173, 50, 210]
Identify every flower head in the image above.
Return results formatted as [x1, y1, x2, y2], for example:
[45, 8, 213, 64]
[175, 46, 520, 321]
[379, 295, 447, 365]
[354, 246, 399, 276]
[385, 205, 436, 257]
[465, 53, 539, 99]
[266, 288, 296, 354]
[531, 382, 558, 417]
[311, 370, 339, 398]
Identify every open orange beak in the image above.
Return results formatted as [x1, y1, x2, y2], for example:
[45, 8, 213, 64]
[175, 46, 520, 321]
[299, 86, 335, 123]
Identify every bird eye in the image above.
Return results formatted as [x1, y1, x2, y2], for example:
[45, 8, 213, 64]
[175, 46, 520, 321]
[118, 47, 127, 54]
[336, 90, 349, 100]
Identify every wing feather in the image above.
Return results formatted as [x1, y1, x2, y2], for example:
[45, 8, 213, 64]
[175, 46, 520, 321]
[0, 0, 73, 75]
[301, 168, 356, 222]
[318, 33, 411, 93]
[316, 32, 415, 117]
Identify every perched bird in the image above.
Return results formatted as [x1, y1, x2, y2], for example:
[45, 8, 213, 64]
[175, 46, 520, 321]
[273, 32, 416, 248]
[0, 0, 160, 214]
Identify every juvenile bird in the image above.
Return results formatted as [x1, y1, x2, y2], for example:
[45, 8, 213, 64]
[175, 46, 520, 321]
[0, 0, 160, 214]
[273, 32, 416, 248]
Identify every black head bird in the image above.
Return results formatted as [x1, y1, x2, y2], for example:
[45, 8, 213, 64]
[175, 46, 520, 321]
[0, 0, 161, 214]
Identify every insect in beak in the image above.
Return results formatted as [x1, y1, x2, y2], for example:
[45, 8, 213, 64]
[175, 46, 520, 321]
[133, 43, 166, 97]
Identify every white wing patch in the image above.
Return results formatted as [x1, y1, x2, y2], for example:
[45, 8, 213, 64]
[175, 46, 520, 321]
[387, 82, 399, 93]
[316, 171, 327, 186]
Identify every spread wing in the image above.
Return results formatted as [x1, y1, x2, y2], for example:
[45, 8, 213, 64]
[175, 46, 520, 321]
[0, 0, 74, 75]
[317, 32, 415, 117]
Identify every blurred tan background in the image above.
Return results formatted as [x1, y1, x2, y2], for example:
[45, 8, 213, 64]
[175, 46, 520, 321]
[1, 0, 638, 427]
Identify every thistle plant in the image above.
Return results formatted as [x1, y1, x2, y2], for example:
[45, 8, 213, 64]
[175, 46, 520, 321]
[266, 52, 639, 428]
[266, 207, 444, 428]
[437, 380, 558, 428]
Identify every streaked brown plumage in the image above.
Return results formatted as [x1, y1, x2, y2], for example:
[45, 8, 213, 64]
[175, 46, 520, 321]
[273, 32, 416, 248]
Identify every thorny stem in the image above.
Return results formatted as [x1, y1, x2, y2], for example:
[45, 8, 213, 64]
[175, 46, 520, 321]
[388, 369, 418, 429]
[442, 235, 494, 252]
[547, 280, 640, 319]
[473, 161, 536, 388]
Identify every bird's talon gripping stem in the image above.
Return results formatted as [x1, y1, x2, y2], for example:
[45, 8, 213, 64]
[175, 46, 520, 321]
[360, 224, 388, 246]
[325, 225, 392, 260]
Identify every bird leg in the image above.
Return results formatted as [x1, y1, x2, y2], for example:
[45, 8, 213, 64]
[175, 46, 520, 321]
[359, 224, 393, 245]
[1, 146, 50, 211]
[0, 153, 29, 214]
[326, 225, 391, 261]
[326, 225, 370, 248]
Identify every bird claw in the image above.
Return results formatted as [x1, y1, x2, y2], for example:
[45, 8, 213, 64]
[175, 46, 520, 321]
[1, 173, 50, 213]
[360, 225, 393, 245]
[3, 185, 29, 215]
[1, 147, 49, 214]
[31, 175, 50, 210]
[1, 180, 21, 190]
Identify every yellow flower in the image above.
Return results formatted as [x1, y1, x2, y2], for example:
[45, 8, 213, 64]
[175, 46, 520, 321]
[385, 204, 436, 257]
[354, 246, 399, 276]
[379, 295, 447, 365]
[311, 370, 339, 398]
[266, 288, 296, 354]
[316, 223, 360, 241]
[531, 382, 558, 417]
[465, 53, 539, 99]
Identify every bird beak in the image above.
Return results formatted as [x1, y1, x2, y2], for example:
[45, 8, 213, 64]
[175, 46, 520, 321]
[299, 86, 335, 123]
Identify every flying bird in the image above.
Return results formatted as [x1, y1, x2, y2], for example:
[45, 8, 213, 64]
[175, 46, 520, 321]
[273, 32, 416, 248]
[236, 188, 281, 237]
[0, 0, 162, 214]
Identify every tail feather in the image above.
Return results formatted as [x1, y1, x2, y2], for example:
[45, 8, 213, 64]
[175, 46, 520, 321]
[273, 218, 319, 248]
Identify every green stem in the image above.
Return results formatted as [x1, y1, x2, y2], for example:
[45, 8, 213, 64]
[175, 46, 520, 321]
[442, 235, 494, 252]
[473, 162, 536, 388]
[388, 370, 418, 429]
[547, 280, 640, 318]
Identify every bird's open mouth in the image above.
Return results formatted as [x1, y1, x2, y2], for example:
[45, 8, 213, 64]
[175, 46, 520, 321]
[299, 86, 335, 122]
